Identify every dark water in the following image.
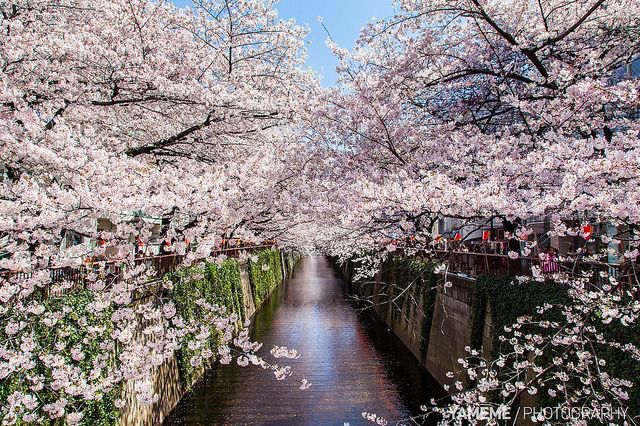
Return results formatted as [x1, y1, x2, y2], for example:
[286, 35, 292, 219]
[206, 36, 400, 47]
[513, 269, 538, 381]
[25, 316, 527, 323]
[165, 256, 443, 425]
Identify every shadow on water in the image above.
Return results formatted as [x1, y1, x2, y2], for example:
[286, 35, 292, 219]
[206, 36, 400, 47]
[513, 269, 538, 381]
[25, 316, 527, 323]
[165, 256, 444, 425]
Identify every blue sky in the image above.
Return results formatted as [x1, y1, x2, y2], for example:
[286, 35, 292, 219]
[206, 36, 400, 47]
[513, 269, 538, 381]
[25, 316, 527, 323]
[172, 0, 395, 85]
[276, 0, 395, 85]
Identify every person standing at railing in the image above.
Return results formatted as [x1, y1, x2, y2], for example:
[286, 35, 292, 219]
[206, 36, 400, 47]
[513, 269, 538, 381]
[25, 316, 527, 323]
[160, 238, 175, 256]
[500, 240, 508, 255]
[540, 247, 560, 274]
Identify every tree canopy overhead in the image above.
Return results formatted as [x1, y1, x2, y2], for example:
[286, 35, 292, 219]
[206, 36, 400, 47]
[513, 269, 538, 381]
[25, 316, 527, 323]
[1, 0, 640, 424]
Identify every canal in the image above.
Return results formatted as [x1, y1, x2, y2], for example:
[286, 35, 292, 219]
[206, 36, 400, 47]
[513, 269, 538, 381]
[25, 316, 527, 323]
[165, 256, 443, 425]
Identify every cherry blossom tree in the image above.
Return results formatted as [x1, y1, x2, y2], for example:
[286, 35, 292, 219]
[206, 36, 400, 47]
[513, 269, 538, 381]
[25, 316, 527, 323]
[314, 0, 640, 244]
[1, 0, 317, 423]
[308, 0, 640, 423]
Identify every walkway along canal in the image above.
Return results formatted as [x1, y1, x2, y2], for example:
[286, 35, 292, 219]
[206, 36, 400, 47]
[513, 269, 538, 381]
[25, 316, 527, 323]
[165, 256, 443, 425]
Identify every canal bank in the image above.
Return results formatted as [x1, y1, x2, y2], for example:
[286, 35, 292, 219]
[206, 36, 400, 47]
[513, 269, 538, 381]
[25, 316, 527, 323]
[336, 257, 480, 390]
[118, 249, 299, 426]
[165, 256, 443, 425]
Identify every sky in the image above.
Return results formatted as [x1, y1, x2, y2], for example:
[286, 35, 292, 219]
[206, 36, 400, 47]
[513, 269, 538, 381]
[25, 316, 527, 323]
[172, 0, 396, 86]
[275, 0, 395, 85]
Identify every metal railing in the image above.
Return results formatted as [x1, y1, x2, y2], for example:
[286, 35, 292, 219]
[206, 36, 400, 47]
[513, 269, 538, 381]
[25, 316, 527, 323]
[0, 244, 278, 291]
[4, 245, 629, 295]
[408, 249, 622, 290]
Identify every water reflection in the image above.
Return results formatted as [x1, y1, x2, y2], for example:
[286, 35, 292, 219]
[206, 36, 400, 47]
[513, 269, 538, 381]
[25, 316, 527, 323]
[165, 256, 443, 425]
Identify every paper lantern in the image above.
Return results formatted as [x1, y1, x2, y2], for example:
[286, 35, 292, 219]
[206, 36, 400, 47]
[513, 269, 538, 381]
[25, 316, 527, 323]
[583, 225, 593, 239]
[454, 233, 462, 241]
[482, 230, 490, 241]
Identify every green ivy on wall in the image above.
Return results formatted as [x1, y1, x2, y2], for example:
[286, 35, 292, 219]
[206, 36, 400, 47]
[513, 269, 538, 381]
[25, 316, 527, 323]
[595, 312, 640, 415]
[1, 250, 289, 424]
[419, 269, 438, 360]
[0, 290, 121, 426]
[168, 264, 215, 387]
[165, 258, 245, 388]
[470, 275, 571, 353]
[283, 252, 300, 278]
[165, 250, 284, 389]
[207, 261, 246, 322]
[469, 275, 640, 415]
[248, 249, 283, 307]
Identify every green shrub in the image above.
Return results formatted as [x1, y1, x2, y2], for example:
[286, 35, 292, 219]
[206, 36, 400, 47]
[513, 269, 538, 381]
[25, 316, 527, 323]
[0, 290, 121, 426]
[166, 259, 245, 388]
[469, 276, 640, 415]
[248, 249, 283, 307]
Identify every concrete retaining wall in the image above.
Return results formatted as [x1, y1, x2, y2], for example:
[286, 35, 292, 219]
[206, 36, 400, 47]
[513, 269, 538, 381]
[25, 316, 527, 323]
[338, 260, 486, 389]
[339, 258, 539, 424]
[425, 275, 475, 386]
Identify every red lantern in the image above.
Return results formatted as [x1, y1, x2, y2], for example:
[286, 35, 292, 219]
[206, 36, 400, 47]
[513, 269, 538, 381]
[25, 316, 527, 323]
[454, 233, 462, 241]
[583, 225, 593, 240]
[482, 230, 490, 241]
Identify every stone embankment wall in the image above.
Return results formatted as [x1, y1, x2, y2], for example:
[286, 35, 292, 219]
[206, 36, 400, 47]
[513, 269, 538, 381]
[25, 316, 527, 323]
[119, 250, 300, 426]
[337, 258, 488, 388]
[425, 274, 478, 386]
[339, 258, 640, 425]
